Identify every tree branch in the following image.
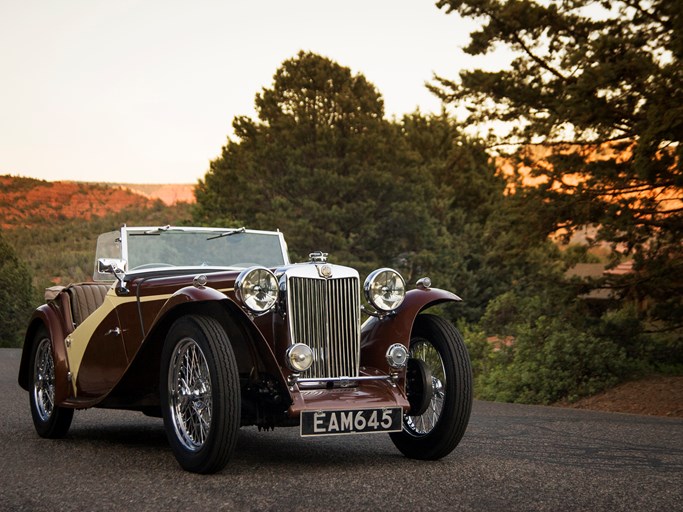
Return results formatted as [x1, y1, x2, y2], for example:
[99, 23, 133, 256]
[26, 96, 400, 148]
[479, 5, 568, 81]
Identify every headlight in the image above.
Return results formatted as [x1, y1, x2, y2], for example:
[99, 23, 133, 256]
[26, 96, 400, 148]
[364, 268, 406, 312]
[235, 267, 279, 313]
[285, 343, 314, 372]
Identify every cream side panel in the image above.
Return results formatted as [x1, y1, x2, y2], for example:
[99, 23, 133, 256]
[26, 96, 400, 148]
[65, 290, 127, 391]
[65, 290, 170, 393]
[65, 287, 233, 394]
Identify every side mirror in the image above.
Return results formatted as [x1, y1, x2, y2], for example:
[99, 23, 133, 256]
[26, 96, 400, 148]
[97, 258, 126, 275]
[97, 258, 129, 294]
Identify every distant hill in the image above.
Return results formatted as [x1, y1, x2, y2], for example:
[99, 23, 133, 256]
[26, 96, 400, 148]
[0, 175, 194, 291]
[0, 175, 194, 230]
[106, 183, 195, 205]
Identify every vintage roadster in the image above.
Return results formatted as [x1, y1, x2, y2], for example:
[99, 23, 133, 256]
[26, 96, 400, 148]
[18, 226, 472, 473]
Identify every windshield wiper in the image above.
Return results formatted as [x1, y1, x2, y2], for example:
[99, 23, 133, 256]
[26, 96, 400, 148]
[206, 227, 246, 240]
[129, 225, 178, 236]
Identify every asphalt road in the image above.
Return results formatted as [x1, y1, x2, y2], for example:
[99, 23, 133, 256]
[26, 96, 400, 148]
[1, 348, 682, 512]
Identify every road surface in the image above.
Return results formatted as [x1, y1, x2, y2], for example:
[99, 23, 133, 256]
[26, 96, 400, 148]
[1, 349, 681, 511]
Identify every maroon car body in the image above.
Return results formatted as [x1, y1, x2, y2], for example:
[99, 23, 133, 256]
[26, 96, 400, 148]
[18, 226, 472, 473]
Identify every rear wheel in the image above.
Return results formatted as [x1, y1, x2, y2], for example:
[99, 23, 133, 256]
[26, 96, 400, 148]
[29, 331, 73, 438]
[160, 315, 240, 474]
[390, 314, 472, 460]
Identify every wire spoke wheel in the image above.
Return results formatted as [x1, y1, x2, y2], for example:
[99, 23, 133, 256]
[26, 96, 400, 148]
[29, 329, 73, 438]
[404, 340, 446, 436]
[169, 338, 213, 451]
[33, 337, 56, 422]
[390, 314, 473, 460]
[161, 315, 240, 474]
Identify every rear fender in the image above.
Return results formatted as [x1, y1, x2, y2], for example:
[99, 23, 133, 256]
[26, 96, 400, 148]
[360, 287, 461, 373]
[18, 305, 72, 405]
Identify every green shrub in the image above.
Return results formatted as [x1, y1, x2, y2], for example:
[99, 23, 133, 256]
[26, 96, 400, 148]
[0, 231, 34, 347]
[457, 320, 496, 381]
[472, 287, 646, 404]
[476, 315, 630, 404]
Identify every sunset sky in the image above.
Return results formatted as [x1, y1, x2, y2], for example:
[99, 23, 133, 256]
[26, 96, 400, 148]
[1, 1, 507, 184]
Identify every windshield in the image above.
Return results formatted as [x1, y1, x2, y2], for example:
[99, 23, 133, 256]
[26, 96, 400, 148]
[94, 227, 288, 280]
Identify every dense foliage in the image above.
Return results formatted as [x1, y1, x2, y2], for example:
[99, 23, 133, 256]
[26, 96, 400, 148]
[196, 51, 437, 275]
[433, 0, 683, 331]
[0, 231, 34, 347]
[428, 0, 683, 401]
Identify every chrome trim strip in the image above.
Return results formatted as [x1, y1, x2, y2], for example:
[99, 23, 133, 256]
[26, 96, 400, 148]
[292, 374, 394, 390]
[294, 375, 392, 384]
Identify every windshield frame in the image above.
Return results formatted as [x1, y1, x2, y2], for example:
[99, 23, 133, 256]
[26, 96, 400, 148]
[94, 226, 289, 281]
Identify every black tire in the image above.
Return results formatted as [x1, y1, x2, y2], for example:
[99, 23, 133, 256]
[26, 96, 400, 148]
[160, 315, 240, 474]
[390, 314, 472, 460]
[29, 330, 74, 438]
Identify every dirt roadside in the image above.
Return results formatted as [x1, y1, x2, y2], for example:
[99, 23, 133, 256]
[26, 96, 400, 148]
[555, 375, 683, 417]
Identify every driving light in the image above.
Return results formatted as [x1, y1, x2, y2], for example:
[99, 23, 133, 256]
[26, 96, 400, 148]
[286, 343, 314, 372]
[386, 343, 409, 369]
[235, 267, 279, 313]
[364, 268, 406, 312]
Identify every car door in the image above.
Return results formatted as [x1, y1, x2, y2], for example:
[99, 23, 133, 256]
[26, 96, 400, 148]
[66, 291, 129, 400]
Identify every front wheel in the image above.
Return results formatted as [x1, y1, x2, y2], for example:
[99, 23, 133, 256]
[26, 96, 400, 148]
[29, 331, 74, 438]
[160, 315, 240, 474]
[390, 314, 473, 460]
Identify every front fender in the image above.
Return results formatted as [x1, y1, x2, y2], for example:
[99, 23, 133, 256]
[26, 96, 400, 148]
[18, 305, 72, 405]
[146, 285, 285, 384]
[360, 287, 461, 372]
[103, 284, 288, 410]
[150, 285, 229, 328]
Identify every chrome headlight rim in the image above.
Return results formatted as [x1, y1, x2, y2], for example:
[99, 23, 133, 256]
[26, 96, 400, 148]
[364, 267, 406, 312]
[235, 266, 279, 314]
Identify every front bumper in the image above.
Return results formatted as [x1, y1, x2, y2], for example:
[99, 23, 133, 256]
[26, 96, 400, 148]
[287, 368, 410, 418]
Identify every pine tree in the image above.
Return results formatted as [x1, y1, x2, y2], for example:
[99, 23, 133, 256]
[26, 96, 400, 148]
[195, 52, 436, 274]
[433, 0, 683, 330]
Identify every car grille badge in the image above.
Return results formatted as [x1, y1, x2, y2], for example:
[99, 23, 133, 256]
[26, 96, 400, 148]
[316, 264, 333, 279]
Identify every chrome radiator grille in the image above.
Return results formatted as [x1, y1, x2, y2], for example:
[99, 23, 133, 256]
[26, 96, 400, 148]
[287, 276, 361, 379]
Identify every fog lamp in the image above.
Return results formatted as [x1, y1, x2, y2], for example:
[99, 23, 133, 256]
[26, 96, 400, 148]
[386, 343, 409, 369]
[286, 343, 314, 373]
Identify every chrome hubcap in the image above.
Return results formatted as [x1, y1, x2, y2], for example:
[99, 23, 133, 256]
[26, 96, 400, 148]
[405, 340, 446, 436]
[33, 338, 55, 422]
[168, 338, 212, 451]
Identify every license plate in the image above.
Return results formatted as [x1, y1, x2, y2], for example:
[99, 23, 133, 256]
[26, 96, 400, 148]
[300, 407, 403, 437]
